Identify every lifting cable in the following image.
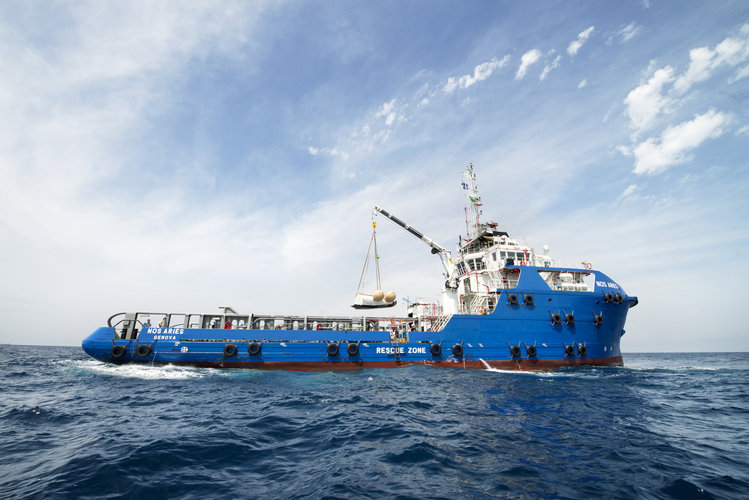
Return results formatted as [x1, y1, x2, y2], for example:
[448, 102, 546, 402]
[356, 220, 382, 294]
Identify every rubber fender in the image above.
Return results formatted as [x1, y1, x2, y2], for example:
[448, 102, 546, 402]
[452, 344, 463, 357]
[526, 345, 537, 357]
[110, 345, 126, 359]
[136, 344, 151, 357]
[326, 343, 339, 357]
[248, 342, 261, 356]
[430, 343, 442, 356]
[346, 343, 359, 356]
[223, 344, 237, 357]
[510, 345, 521, 358]
[508, 294, 518, 305]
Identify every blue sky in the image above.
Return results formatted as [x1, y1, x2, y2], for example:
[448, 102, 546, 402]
[1, 1, 748, 351]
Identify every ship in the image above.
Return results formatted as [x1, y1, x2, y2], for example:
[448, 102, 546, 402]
[82, 164, 638, 371]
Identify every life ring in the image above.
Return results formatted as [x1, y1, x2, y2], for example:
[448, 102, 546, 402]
[523, 294, 534, 306]
[578, 345, 587, 356]
[477, 306, 485, 314]
[327, 343, 339, 357]
[565, 313, 575, 325]
[510, 345, 521, 358]
[110, 345, 126, 359]
[223, 344, 237, 357]
[430, 344, 441, 356]
[585, 262, 593, 270]
[526, 345, 537, 357]
[551, 313, 561, 325]
[316, 323, 323, 330]
[248, 342, 261, 356]
[347, 343, 359, 356]
[136, 344, 151, 357]
[594, 315, 603, 326]
[508, 294, 518, 305]
[564, 345, 574, 356]
[452, 344, 463, 357]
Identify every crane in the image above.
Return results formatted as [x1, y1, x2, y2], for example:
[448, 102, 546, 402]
[373, 206, 458, 290]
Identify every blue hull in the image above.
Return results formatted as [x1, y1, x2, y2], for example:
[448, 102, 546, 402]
[82, 268, 637, 371]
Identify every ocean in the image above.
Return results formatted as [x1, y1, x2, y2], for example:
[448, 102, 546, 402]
[0, 346, 747, 499]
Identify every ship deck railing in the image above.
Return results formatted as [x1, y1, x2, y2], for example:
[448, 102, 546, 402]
[108, 310, 455, 341]
[108, 311, 425, 333]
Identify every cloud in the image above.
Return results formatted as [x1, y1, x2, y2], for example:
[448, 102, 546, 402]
[618, 22, 641, 43]
[567, 26, 595, 57]
[620, 184, 638, 198]
[443, 55, 510, 93]
[515, 49, 541, 80]
[375, 99, 398, 125]
[623, 66, 675, 134]
[731, 64, 749, 83]
[308, 145, 349, 160]
[577, 79, 587, 89]
[674, 25, 749, 93]
[540, 54, 561, 81]
[630, 109, 730, 175]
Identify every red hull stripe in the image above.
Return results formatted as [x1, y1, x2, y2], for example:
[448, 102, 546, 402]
[127, 356, 623, 372]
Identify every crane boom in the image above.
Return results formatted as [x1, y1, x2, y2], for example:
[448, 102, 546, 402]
[373, 206, 457, 288]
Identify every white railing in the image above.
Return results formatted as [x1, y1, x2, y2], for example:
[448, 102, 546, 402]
[430, 314, 452, 332]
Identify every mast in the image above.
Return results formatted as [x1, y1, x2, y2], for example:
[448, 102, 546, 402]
[462, 163, 482, 241]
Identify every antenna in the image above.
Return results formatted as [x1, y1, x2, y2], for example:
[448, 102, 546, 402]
[462, 163, 482, 240]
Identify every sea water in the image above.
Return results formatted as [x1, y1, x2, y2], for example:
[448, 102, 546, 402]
[0, 346, 747, 499]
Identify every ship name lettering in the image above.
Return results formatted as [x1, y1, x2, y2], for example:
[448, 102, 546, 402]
[146, 328, 185, 335]
[596, 281, 620, 289]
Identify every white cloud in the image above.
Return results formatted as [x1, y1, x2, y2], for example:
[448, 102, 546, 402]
[673, 47, 714, 93]
[631, 109, 730, 175]
[618, 22, 641, 42]
[623, 66, 675, 134]
[578, 79, 587, 89]
[307, 145, 349, 160]
[731, 64, 749, 83]
[443, 55, 510, 93]
[674, 25, 749, 93]
[620, 184, 638, 198]
[567, 26, 595, 57]
[540, 54, 561, 81]
[515, 49, 541, 80]
[375, 99, 398, 125]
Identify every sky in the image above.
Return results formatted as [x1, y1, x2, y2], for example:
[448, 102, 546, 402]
[1, 1, 748, 351]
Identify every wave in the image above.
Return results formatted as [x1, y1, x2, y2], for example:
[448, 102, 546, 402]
[64, 359, 211, 380]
